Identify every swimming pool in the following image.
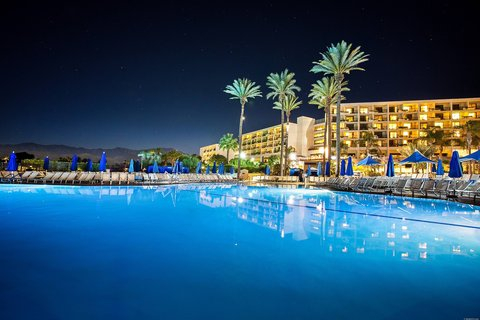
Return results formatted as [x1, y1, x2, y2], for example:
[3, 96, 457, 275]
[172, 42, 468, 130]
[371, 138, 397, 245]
[0, 184, 479, 319]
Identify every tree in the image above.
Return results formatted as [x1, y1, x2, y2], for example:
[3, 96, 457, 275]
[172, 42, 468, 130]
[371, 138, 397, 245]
[308, 76, 349, 176]
[179, 154, 200, 171]
[361, 130, 379, 155]
[311, 41, 368, 176]
[273, 95, 302, 174]
[163, 150, 184, 166]
[138, 148, 163, 167]
[461, 120, 480, 152]
[266, 69, 300, 176]
[208, 154, 227, 165]
[418, 127, 446, 154]
[218, 133, 238, 162]
[224, 78, 262, 179]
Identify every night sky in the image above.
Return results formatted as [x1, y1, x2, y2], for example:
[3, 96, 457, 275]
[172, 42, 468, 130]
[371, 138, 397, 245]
[1, 1, 478, 154]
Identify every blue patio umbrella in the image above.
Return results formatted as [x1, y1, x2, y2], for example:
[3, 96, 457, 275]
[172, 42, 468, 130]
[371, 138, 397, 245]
[220, 163, 225, 174]
[436, 159, 444, 175]
[152, 161, 159, 173]
[265, 165, 271, 175]
[325, 161, 331, 177]
[179, 161, 183, 174]
[448, 151, 463, 178]
[206, 164, 210, 174]
[128, 159, 135, 173]
[431, 163, 437, 173]
[460, 149, 480, 162]
[86, 159, 93, 171]
[134, 160, 141, 172]
[357, 155, 381, 166]
[340, 159, 346, 176]
[346, 157, 354, 176]
[230, 166, 234, 175]
[43, 156, 49, 171]
[212, 161, 217, 174]
[172, 160, 178, 174]
[317, 162, 322, 176]
[195, 162, 202, 174]
[70, 154, 78, 171]
[7, 151, 17, 171]
[99, 152, 107, 172]
[386, 154, 395, 177]
[307, 165, 311, 176]
[399, 150, 434, 164]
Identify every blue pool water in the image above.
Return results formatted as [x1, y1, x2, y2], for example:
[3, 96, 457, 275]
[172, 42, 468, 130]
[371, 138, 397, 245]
[0, 184, 479, 319]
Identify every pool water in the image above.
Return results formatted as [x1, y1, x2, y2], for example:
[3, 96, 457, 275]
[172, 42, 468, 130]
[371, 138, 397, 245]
[0, 184, 479, 319]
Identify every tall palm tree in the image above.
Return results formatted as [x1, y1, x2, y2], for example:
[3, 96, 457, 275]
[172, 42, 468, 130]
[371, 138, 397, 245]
[273, 95, 302, 171]
[308, 76, 349, 176]
[218, 133, 238, 162]
[418, 127, 446, 155]
[266, 69, 300, 176]
[361, 130, 378, 155]
[310, 41, 368, 176]
[224, 78, 262, 178]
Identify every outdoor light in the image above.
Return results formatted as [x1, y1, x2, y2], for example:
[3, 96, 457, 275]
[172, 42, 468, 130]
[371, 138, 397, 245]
[240, 152, 246, 159]
[289, 152, 297, 161]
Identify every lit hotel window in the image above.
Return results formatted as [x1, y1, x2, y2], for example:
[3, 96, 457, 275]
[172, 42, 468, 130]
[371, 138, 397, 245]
[452, 113, 460, 120]
[421, 105, 428, 112]
[452, 121, 460, 127]
[360, 107, 368, 114]
[468, 113, 475, 117]
[403, 123, 411, 129]
[419, 114, 428, 120]
[390, 115, 398, 121]
[389, 123, 397, 129]
[434, 122, 443, 128]
[454, 131, 461, 137]
[403, 131, 409, 137]
[390, 132, 397, 138]
[403, 139, 408, 145]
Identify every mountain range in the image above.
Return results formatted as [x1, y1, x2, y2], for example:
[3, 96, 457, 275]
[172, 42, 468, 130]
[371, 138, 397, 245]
[0, 143, 174, 164]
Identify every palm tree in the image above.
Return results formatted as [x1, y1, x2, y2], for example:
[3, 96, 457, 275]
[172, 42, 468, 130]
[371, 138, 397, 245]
[310, 41, 368, 176]
[361, 130, 378, 155]
[418, 127, 446, 154]
[273, 95, 302, 171]
[266, 69, 300, 176]
[460, 120, 480, 173]
[308, 76, 349, 176]
[218, 133, 238, 162]
[224, 78, 262, 178]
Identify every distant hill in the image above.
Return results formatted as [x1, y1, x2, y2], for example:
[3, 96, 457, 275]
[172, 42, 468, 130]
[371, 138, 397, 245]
[0, 143, 174, 164]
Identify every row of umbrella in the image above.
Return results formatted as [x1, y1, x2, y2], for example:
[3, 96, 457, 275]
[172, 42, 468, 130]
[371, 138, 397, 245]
[274, 148, 478, 178]
[129, 159, 235, 175]
[6, 151, 107, 172]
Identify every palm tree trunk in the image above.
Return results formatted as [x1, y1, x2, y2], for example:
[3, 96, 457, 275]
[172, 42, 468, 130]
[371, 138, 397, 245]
[335, 74, 344, 177]
[226, 149, 230, 163]
[280, 109, 285, 176]
[327, 101, 332, 174]
[322, 111, 327, 178]
[237, 102, 245, 179]
[285, 114, 290, 175]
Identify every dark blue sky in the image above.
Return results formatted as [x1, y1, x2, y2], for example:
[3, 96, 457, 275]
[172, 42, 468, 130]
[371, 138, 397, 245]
[1, 1, 478, 154]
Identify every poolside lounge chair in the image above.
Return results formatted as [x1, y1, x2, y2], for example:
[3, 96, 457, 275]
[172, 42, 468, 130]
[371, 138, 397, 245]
[119, 172, 128, 185]
[54, 172, 69, 184]
[111, 172, 120, 185]
[65, 172, 78, 184]
[127, 173, 135, 184]
[101, 172, 111, 185]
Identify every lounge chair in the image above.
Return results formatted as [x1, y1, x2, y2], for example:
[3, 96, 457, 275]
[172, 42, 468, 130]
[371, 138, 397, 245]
[65, 172, 78, 184]
[54, 172, 70, 184]
[111, 172, 120, 185]
[101, 172, 111, 185]
[119, 172, 128, 184]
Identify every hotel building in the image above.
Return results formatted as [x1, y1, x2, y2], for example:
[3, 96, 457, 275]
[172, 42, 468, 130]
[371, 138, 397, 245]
[200, 97, 480, 163]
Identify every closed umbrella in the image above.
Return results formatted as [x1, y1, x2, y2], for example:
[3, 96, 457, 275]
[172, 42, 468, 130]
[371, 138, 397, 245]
[70, 154, 78, 171]
[212, 161, 217, 174]
[206, 164, 210, 174]
[172, 160, 178, 174]
[307, 165, 311, 177]
[386, 154, 395, 177]
[128, 159, 135, 173]
[265, 165, 270, 175]
[346, 157, 354, 176]
[86, 159, 93, 172]
[219, 163, 225, 174]
[99, 152, 107, 172]
[431, 163, 437, 173]
[325, 161, 331, 177]
[436, 159, 444, 175]
[7, 151, 17, 171]
[195, 162, 202, 174]
[340, 159, 346, 176]
[230, 166, 234, 175]
[448, 151, 463, 178]
[317, 162, 322, 176]
[43, 156, 49, 171]
[152, 161, 159, 173]
[179, 161, 183, 174]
